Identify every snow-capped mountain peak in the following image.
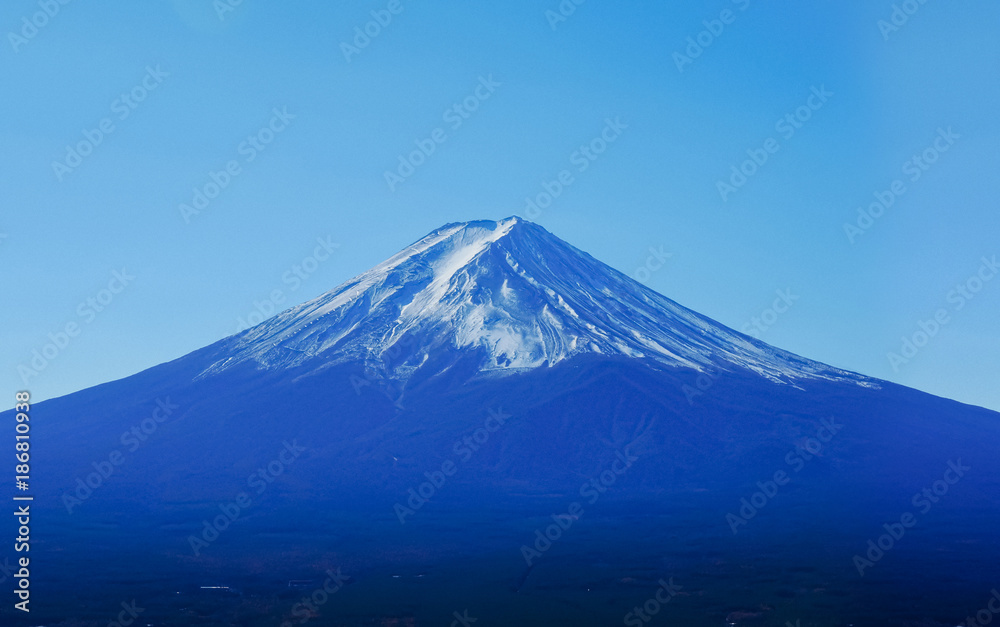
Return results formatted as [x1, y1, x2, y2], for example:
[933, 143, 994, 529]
[204, 217, 871, 387]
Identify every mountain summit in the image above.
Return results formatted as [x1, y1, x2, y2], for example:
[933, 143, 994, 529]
[206, 217, 870, 388]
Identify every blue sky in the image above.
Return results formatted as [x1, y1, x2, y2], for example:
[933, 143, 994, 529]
[2, 0, 998, 410]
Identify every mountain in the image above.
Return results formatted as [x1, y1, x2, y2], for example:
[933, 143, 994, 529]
[10, 218, 1000, 627]
[205, 216, 869, 386]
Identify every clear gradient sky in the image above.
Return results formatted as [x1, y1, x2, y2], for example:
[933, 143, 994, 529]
[2, 1, 998, 410]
